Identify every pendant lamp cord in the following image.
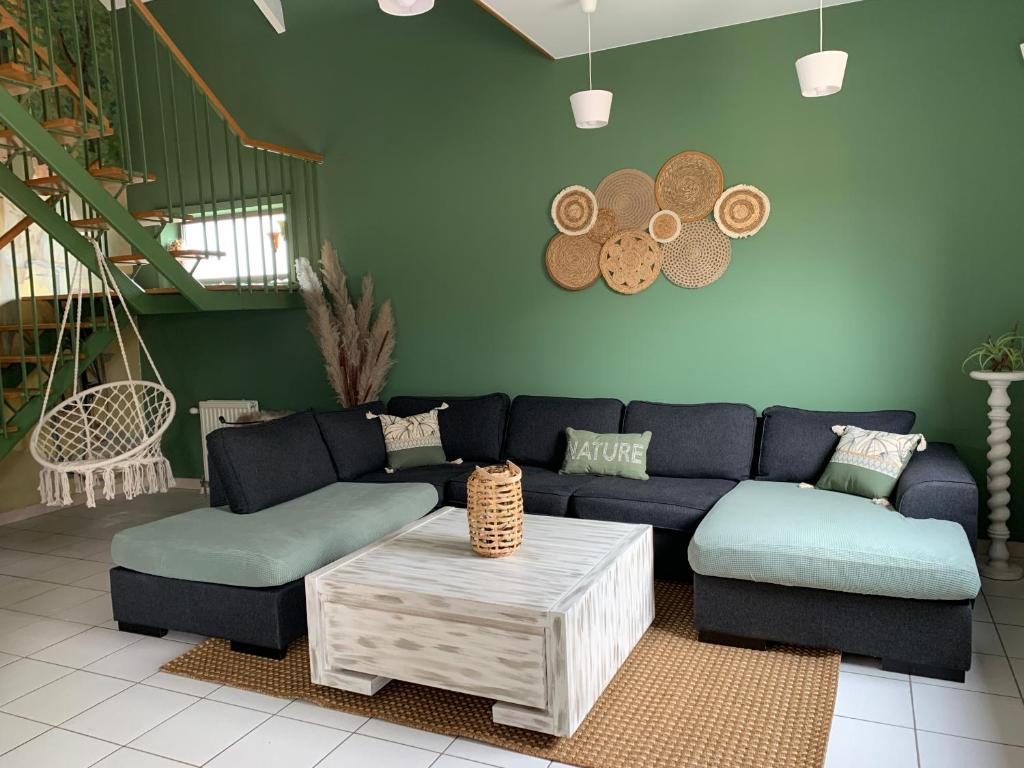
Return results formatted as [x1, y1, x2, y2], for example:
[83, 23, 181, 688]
[819, 0, 824, 52]
[587, 12, 593, 90]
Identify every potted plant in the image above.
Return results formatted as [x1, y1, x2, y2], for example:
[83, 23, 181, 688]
[964, 324, 1024, 582]
[963, 325, 1024, 374]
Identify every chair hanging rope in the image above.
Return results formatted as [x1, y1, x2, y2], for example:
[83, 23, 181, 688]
[30, 241, 177, 508]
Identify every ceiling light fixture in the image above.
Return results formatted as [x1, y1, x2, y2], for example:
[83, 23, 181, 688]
[378, 0, 433, 17]
[795, 0, 848, 98]
[570, 0, 612, 130]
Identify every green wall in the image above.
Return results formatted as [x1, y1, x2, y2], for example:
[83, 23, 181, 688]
[139, 0, 1024, 539]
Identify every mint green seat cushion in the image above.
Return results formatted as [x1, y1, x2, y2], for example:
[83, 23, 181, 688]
[688, 480, 980, 601]
[111, 482, 438, 588]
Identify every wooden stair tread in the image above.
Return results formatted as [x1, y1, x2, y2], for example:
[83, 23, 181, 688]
[1, 425, 19, 435]
[0, 322, 91, 332]
[42, 117, 113, 139]
[0, 353, 85, 364]
[109, 249, 225, 264]
[69, 210, 192, 231]
[87, 164, 157, 186]
[0, 62, 56, 95]
[25, 175, 67, 195]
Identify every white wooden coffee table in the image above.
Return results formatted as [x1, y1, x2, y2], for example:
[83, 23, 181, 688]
[305, 506, 653, 736]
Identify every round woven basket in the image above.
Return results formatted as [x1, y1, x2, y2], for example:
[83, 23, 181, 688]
[545, 233, 601, 291]
[649, 209, 681, 243]
[661, 220, 731, 289]
[595, 169, 659, 230]
[714, 184, 771, 238]
[466, 462, 524, 558]
[587, 208, 618, 245]
[600, 229, 662, 295]
[655, 151, 725, 223]
[551, 185, 598, 236]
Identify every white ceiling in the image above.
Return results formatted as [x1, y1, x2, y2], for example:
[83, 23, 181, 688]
[477, 0, 864, 60]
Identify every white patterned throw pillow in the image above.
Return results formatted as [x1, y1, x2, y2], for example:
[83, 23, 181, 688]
[366, 404, 461, 472]
[811, 425, 926, 505]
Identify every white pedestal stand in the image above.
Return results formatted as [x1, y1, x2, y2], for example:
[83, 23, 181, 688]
[970, 370, 1024, 581]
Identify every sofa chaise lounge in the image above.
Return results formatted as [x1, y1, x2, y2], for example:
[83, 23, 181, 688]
[108, 394, 979, 677]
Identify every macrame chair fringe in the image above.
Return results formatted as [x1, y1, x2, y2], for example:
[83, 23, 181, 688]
[38, 455, 176, 509]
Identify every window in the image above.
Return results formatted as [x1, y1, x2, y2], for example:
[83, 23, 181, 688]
[179, 210, 289, 285]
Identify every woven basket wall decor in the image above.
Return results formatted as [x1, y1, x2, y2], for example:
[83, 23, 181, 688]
[466, 462, 524, 558]
[655, 151, 725, 223]
[545, 233, 601, 291]
[600, 229, 662, 295]
[661, 220, 731, 289]
[649, 209, 681, 243]
[595, 169, 659, 230]
[714, 184, 771, 239]
[551, 185, 598, 236]
[587, 208, 618, 245]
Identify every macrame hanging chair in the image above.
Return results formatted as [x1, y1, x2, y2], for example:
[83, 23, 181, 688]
[30, 242, 176, 508]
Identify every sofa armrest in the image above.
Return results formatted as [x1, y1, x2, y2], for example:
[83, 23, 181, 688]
[893, 443, 979, 545]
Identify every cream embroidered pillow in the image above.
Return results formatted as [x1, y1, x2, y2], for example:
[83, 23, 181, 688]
[366, 404, 458, 471]
[815, 425, 926, 502]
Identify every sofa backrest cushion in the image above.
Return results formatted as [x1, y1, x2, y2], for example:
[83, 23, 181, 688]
[505, 395, 624, 469]
[206, 411, 337, 515]
[757, 405, 916, 483]
[387, 393, 510, 463]
[623, 401, 757, 481]
[313, 401, 387, 481]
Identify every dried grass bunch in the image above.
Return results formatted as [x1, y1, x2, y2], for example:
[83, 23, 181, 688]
[296, 242, 395, 407]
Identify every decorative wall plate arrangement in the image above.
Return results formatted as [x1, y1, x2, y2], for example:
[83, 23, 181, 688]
[648, 209, 681, 244]
[595, 169, 659, 230]
[655, 151, 724, 223]
[545, 148, 770, 294]
[546, 233, 601, 291]
[551, 185, 598, 236]
[714, 184, 771, 239]
[600, 229, 662, 294]
[587, 208, 618, 245]
[661, 220, 732, 289]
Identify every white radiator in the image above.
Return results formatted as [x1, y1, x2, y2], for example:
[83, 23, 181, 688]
[190, 399, 259, 484]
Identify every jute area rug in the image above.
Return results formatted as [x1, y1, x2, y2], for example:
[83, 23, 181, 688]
[162, 583, 839, 768]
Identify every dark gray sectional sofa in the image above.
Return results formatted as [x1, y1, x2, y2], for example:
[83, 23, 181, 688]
[109, 393, 979, 675]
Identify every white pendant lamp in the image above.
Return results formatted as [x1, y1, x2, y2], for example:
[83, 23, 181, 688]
[795, 0, 848, 97]
[379, 0, 433, 16]
[570, 0, 612, 129]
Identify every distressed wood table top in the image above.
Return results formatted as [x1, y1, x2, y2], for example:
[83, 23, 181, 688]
[316, 507, 648, 611]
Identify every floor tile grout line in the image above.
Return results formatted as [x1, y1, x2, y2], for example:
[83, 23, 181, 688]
[831, 714, 915, 731]
[908, 677, 922, 768]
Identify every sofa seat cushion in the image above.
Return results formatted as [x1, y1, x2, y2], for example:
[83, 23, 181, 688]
[448, 466, 600, 517]
[358, 464, 477, 501]
[688, 480, 980, 601]
[571, 476, 737, 534]
[111, 482, 437, 588]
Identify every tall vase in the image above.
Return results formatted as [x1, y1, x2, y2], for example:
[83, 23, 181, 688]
[970, 370, 1024, 581]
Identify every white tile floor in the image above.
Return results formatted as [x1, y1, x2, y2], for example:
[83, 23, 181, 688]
[0, 491, 1023, 767]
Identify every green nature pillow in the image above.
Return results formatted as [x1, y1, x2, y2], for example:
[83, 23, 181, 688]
[560, 428, 652, 481]
[815, 425, 926, 502]
[366, 404, 456, 471]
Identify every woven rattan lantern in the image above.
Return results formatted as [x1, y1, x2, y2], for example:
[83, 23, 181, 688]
[466, 462, 524, 558]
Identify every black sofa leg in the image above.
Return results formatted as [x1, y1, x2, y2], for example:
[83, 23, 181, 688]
[698, 630, 768, 651]
[230, 640, 287, 660]
[118, 621, 167, 638]
[881, 659, 965, 683]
